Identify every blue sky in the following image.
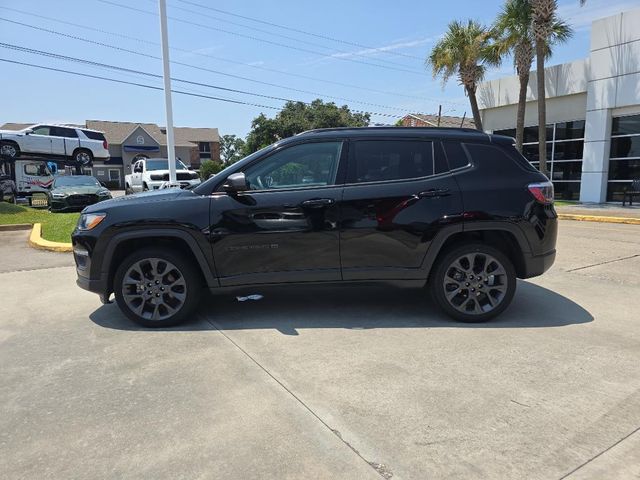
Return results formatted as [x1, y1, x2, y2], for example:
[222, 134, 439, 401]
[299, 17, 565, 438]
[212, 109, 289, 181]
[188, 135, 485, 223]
[0, 0, 636, 137]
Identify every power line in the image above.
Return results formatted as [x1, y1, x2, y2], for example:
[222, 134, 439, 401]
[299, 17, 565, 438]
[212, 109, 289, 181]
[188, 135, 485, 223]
[172, 0, 426, 62]
[95, 0, 425, 76]
[158, 0, 419, 70]
[0, 58, 281, 110]
[0, 48, 403, 119]
[0, 6, 465, 107]
[0, 17, 443, 116]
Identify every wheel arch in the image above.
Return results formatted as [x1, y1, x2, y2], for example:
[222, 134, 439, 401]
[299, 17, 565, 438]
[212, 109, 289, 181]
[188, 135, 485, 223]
[422, 223, 531, 279]
[102, 229, 218, 295]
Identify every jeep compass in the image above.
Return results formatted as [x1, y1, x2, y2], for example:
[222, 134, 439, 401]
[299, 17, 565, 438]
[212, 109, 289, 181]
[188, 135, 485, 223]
[72, 127, 557, 327]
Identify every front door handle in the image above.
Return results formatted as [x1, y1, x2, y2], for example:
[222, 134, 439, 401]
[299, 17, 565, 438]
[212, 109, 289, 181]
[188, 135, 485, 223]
[300, 198, 335, 208]
[417, 188, 451, 199]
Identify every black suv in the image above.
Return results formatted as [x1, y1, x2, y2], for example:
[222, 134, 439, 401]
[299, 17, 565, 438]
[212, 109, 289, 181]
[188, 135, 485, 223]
[72, 127, 557, 327]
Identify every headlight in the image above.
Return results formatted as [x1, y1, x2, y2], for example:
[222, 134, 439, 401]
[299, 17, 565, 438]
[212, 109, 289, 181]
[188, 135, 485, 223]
[77, 213, 106, 231]
[98, 190, 111, 197]
[190, 172, 199, 179]
[52, 192, 67, 198]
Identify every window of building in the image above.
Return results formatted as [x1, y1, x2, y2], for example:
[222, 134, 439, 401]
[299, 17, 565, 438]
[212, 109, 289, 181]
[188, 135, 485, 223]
[494, 120, 585, 200]
[199, 142, 211, 159]
[607, 113, 640, 201]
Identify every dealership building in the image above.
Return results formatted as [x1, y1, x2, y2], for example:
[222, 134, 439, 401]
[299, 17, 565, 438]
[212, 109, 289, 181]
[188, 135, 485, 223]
[478, 7, 640, 203]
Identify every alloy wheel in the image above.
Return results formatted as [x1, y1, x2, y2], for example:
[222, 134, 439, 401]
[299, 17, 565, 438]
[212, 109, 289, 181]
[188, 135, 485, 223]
[1, 144, 17, 157]
[77, 152, 91, 165]
[442, 252, 508, 315]
[121, 257, 187, 321]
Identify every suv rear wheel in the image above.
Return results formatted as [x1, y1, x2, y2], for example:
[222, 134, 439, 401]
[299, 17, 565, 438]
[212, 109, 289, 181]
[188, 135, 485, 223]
[0, 141, 20, 158]
[73, 148, 93, 166]
[430, 243, 516, 322]
[114, 248, 202, 327]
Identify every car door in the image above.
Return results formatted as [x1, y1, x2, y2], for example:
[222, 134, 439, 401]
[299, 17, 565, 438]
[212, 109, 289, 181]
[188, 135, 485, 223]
[209, 140, 346, 286]
[339, 138, 464, 280]
[48, 126, 70, 156]
[23, 125, 53, 154]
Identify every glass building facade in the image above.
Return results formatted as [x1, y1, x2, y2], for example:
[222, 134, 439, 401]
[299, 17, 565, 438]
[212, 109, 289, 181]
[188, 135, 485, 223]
[607, 114, 640, 201]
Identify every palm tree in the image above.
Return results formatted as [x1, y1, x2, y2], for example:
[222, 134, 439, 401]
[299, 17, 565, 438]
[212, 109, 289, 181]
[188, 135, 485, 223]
[531, 0, 584, 175]
[428, 20, 500, 131]
[494, 0, 571, 153]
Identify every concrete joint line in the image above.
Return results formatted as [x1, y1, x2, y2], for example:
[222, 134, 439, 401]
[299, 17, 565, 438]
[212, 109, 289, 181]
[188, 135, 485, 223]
[566, 253, 640, 272]
[200, 315, 394, 479]
[558, 426, 640, 479]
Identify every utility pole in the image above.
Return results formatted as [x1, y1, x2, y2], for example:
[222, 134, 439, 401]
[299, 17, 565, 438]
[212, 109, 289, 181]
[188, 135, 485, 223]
[437, 105, 442, 127]
[158, 0, 177, 187]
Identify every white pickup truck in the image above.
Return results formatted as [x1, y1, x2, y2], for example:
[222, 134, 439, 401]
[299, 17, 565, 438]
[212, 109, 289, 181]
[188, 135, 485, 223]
[124, 157, 201, 194]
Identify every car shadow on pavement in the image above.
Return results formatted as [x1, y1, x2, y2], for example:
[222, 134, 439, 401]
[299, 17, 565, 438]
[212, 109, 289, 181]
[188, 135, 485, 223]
[90, 280, 593, 334]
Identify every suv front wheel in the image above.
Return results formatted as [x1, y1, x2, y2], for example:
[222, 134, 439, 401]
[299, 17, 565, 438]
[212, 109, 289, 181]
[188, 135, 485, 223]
[430, 243, 516, 322]
[114, 248, 202, 327]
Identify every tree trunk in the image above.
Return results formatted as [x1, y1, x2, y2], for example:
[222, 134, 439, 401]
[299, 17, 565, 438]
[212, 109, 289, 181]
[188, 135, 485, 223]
[466, 86, 483, 132]
[536, 38, 548, 177]
[515, 70, 529, 153]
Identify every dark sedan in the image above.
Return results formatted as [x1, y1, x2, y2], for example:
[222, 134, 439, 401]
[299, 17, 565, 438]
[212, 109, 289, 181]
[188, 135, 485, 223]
[48, 175, 112, 212]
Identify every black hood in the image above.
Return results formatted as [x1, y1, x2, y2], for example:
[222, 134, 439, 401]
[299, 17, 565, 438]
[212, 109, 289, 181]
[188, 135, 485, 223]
[83, 188, 194, 213]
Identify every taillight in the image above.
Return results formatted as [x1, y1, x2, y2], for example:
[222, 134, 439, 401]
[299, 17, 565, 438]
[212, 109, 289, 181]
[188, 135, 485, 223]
[528, 181, 554, 204]
[103, 140, 108, 149]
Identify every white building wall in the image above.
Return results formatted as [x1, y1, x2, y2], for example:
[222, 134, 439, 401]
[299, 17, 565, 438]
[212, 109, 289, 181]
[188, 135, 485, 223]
[478, 7, 640, 203]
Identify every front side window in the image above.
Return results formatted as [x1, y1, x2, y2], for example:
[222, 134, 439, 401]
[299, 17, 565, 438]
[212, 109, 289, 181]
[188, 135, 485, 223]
[244, 142, 342, 190]
[24, 164, 49, 176]
[351, 140, 434, 183]
[31, 126, 50, 136]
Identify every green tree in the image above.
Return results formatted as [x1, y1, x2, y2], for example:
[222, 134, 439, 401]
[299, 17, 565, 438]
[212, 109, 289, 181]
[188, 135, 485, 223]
[219, 134, 246, 165]
[199, 159, 223, 181]
[427, 20, 500, 131]
[531, 0, 584, 175]
[494, 0, 571, 153]
[244, 99, 370, 154]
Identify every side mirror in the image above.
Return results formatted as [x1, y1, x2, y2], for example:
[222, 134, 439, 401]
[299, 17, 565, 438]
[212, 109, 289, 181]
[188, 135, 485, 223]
[24, 129, 33, 135]
[223, 172, 247, 193]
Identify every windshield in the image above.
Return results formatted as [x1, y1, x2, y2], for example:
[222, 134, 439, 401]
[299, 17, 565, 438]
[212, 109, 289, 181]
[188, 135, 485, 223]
[193, 144, 275, 194]
[54, 176, 100, 187]
[146, 159, 188, 171]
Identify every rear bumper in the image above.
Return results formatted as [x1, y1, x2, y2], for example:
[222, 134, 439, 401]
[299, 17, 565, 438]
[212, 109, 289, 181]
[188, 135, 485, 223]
[521, 249, 556, 279]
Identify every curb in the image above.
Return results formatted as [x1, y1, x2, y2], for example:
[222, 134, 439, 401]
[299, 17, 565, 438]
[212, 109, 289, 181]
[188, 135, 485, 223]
[28, 223, 73, 253]
[0, 223, 32, 231]
[558, 213, 640, 225]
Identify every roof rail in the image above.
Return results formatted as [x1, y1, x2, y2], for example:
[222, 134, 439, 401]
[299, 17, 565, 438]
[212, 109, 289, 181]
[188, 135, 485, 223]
[298, 126, 486, 135]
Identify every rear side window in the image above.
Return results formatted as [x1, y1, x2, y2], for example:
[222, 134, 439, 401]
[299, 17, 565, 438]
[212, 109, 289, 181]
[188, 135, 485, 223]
[50, 126, 78, 138]
[351, 140, 433, 183]
[442, 142, 470, 170]
[463, 143, 537, 173]
[82, 130, 106, 141]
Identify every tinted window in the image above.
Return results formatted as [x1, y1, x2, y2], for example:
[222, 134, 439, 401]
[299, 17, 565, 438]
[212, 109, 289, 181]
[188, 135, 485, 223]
[442, 142, 470, 170]
[493, 128, 516, 138]
[463, 143, 525, 173]
[522, 143, 552, 161]
[612, 114, 640, 136]
[24, 164, 49, 175]
[352, 140, 433, 183]
[434, 142, 449, 174]
[51, 126, 78, 138]
[610, 136, 640, 159]
[245, 142, 342, 190]
[553, 140, 584, 160]
[551, 161, 582, 180]
[555, 120, 585, 140]
[81, 130, 106, 141]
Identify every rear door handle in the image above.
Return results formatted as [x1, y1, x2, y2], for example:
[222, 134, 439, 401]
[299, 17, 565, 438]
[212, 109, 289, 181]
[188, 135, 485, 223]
[417, 188, 451, 199]
[300, 198, 335, 208]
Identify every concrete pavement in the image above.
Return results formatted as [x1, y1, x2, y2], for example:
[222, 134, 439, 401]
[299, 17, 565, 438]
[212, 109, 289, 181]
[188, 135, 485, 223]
[1, 222, 639, 479]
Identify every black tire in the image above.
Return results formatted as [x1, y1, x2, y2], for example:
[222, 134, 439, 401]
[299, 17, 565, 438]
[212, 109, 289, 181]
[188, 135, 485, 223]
[0, 141, 20, 158]
[142, 183, 149, 191]
[429, 243, 516, 323]
[113, 247, 202, 328]
[125, 183, 133, 195]
[73, 149, 93, 166]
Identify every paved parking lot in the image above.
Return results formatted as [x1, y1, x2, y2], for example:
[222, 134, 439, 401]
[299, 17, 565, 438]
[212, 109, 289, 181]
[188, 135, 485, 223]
[1, 222, 639, 479]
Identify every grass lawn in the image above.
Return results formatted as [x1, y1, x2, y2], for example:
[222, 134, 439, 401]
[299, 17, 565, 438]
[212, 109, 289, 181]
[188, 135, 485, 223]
[0, 202, 79, 243]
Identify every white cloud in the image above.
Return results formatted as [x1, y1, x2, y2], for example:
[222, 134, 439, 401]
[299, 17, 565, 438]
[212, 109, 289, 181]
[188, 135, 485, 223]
[557, 0, 639, 32]
[328, 36, 435, 60]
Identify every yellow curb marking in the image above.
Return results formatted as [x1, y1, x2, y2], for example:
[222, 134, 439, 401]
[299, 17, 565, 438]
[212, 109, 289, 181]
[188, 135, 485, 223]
[558, 214, 640, 225]
[28, 223, 73, 252]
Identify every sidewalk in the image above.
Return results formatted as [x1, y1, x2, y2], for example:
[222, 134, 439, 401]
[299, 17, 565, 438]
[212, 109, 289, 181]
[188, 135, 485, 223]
[555, 202, 640, 220]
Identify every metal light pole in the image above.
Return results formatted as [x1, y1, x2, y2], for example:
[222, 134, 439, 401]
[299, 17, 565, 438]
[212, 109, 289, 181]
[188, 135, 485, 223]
[158, 0, 177, 186]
